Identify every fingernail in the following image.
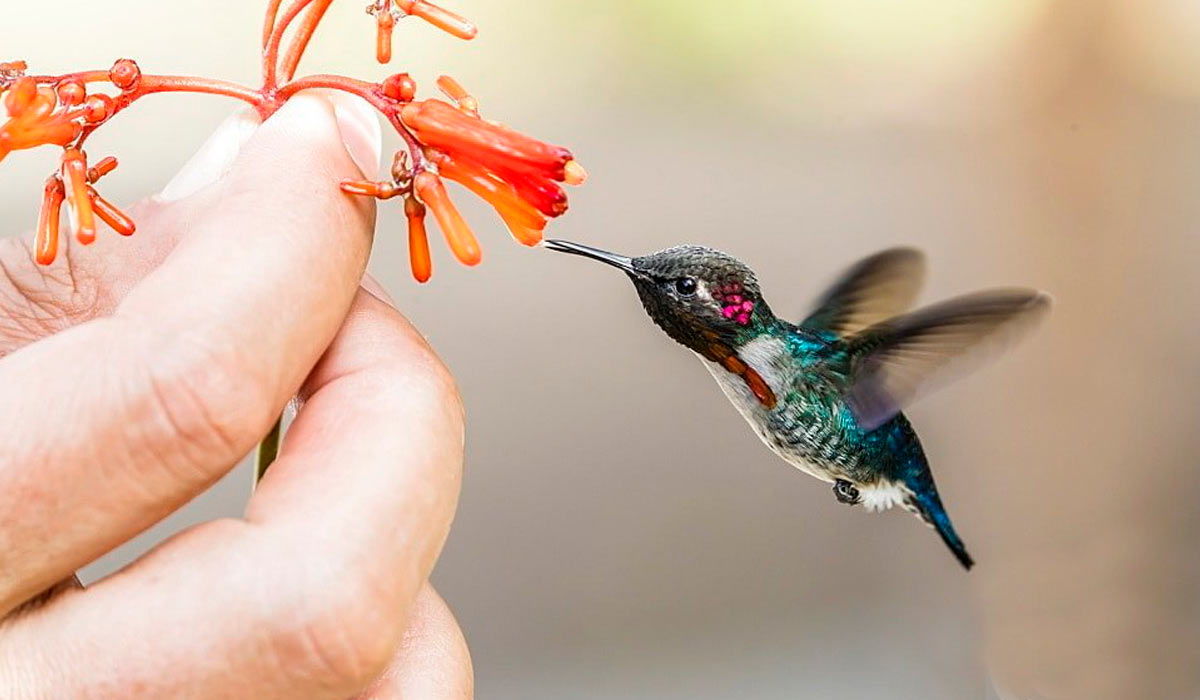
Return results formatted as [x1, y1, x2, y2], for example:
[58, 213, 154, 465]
[156, 109, 261, 203]
[328, 92, 382, 179]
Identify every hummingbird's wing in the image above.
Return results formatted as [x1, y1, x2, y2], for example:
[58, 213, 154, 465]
[841, 289, 1050, 430]
[799, 248, 926, 336]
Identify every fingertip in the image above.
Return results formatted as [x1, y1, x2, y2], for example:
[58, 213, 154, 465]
[236, 92, 381, 185]
[156, 108, 261, 203]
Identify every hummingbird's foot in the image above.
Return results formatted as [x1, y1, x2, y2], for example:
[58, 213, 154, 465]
[833, 479, 861, 506]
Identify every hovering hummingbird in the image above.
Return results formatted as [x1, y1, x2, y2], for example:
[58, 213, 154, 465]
[545, 240, 1050, 569]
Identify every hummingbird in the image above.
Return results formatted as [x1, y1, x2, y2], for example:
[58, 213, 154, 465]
[544, 240, 1050, 569]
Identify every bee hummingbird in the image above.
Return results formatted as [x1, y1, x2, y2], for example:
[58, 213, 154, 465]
[545, 240, 1050, 570]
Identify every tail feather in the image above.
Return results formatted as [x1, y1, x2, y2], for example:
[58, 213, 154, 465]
[906, 489, 974, 570]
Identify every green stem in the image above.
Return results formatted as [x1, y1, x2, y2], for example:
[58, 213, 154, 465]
[254, 414, 284, 487]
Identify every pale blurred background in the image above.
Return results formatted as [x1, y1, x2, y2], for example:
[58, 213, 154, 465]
[4, 1, 1200, 698]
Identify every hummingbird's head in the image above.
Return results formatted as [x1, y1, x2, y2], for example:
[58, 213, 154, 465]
[545, 240, 774, 354]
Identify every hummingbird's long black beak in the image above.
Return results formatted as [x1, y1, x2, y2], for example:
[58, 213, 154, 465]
[543, 239, 636, 274]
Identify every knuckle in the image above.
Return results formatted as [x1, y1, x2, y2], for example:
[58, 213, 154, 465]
[0, 238, 102, 352]
[129, 323, 271, 482]
[266, 561, 404, 691]
[401, 342, 465, 431]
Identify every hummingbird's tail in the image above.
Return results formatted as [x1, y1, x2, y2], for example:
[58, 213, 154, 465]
[905, 487, 974, 570]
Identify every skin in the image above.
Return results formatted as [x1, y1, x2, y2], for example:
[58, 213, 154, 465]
[0, 94, 472, 698]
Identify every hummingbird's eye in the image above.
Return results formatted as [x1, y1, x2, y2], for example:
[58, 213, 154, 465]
[674, 277, 697, 296]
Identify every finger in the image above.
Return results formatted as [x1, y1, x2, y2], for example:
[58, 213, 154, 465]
[0, 93, 382, 615]
[0, 109, 262, 352]
[354, 583, 473, 700]
[0, 289, 464, 699]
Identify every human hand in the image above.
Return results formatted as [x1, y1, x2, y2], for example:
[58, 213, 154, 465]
[0, 93, 471, 699]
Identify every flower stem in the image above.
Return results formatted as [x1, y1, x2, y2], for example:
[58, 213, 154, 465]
[254, 414, 283, 486]
[263, 0, 318, 90]
[280, 0, 336, 82]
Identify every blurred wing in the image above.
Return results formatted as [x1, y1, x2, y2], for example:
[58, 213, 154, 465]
[799, 248, 927, 336]
[843, 289, 1051, 430]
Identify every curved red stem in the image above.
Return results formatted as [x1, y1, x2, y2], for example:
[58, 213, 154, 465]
[280, 0, 336, 82]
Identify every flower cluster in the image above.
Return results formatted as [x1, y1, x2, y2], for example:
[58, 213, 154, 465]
[341, 74, 585, 281]
[2, 0, 582, 281]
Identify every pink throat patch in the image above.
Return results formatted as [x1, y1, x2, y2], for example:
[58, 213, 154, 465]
[713, 282, 753, 326]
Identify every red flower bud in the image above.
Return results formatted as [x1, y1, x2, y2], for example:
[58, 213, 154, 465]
[56, 80, 86, 107]
[109, 59, 141, 91]
[83, 94, 114, 123]
[381, 73, 417, 101]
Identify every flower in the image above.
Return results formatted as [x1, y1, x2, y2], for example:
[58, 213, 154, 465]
[1, 77, 84, 163]
[341, 76, 586, 282]
[370, 0, 477, 66]
[34, 152, 133, 264]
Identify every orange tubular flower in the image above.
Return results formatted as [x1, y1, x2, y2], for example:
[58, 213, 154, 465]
[436, 75, 477, 114]
[436, 154, 546, 245]
[34, 176, 64, 265]
[89, 187, 136, 236]
[376, 8, 395, 64]
[8, 0, 583, 281]
[414, 171, 481, 266]
[60, 148, 96, 245]
[396, 0, 477, 40]
[1, 78, 83, 162]
[404, 196, 433, 282]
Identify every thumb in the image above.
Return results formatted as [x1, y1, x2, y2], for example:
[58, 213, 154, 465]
[157, 92, 381, 204]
